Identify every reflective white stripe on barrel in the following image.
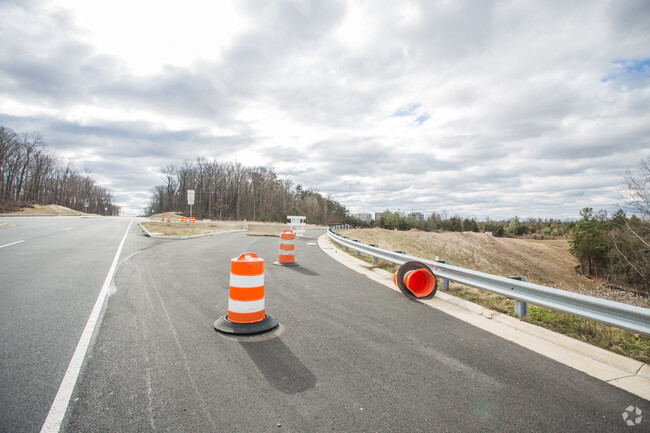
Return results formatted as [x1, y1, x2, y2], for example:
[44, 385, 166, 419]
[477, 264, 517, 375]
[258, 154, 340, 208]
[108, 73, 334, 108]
[228, 298, 265, 314]
[230, 273, 264, 288]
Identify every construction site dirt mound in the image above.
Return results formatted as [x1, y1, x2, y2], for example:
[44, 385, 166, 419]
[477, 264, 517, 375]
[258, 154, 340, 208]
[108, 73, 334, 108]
[340, 228, 648, 307]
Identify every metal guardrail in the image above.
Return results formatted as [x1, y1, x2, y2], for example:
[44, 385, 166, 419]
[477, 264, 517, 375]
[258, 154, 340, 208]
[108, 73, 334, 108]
[327, 228, 650, 336]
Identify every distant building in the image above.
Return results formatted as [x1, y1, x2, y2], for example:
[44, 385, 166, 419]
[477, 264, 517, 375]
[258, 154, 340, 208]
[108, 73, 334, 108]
[408, 212, 424, 221]
[353, 212, 372, 222]
[375, 212, 385, 220]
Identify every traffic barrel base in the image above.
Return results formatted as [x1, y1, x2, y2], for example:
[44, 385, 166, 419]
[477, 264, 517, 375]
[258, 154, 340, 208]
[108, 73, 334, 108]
[394, 261, 437, 299]
[214, 252, 279, 335]
[273, 260, 299, 267]
[214, 314, 278, 335]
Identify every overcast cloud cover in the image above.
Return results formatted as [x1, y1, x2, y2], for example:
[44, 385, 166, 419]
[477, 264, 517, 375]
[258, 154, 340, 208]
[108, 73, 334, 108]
[1, 0, 648, 218]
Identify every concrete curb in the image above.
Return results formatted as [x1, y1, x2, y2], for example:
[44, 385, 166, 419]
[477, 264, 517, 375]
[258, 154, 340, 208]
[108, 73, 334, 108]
[138, 222, 246, 239]
[318, 234, 650, 401]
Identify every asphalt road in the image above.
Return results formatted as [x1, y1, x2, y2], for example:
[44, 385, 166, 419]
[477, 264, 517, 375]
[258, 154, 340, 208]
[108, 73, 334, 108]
[2, 220, 648, 432]
[0, 216, 133, 433]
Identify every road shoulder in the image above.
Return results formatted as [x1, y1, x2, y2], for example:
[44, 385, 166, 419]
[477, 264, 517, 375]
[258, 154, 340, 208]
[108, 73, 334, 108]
[318, 234, 650, 401]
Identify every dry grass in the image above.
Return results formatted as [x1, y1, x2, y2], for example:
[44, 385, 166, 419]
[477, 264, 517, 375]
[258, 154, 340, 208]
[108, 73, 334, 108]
[141, 220, 246, 236]
[340, 228, 591, 291]
[337, 228, 650, 364]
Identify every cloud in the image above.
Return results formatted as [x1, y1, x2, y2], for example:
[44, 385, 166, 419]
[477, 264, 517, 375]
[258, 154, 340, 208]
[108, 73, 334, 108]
[0, 0, 649, 218]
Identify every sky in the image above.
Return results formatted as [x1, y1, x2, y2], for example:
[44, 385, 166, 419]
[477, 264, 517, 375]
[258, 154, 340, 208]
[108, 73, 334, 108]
[1, 0, 649, 219]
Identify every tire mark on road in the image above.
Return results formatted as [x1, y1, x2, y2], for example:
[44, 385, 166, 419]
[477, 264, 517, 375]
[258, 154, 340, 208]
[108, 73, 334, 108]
[143, 253, 218, 430]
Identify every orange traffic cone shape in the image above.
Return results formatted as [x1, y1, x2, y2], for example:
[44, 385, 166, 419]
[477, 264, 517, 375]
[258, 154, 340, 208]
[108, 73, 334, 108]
[274, 230, 298, 266]
[393, 261, 437, 299]
[214, 252, 278, 334]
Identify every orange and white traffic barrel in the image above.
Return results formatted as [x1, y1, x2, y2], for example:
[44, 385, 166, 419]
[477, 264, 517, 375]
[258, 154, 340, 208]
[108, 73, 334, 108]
[189, 217, 196, 223]
[393, 261, 437, 299]
[181, 216, 186, 222]
[214, 252, 278, 334]
[274, 230, 298, 266]
[167, 216, 171, 222]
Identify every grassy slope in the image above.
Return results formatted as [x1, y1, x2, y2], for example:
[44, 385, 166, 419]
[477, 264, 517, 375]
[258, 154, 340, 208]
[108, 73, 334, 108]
[341, 229, 588, 289]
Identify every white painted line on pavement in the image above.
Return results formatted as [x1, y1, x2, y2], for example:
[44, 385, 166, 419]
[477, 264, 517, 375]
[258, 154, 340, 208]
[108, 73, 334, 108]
[40, 218, 134, 433]
[0, 240, 24, 249]
[64, 227, 73, 231]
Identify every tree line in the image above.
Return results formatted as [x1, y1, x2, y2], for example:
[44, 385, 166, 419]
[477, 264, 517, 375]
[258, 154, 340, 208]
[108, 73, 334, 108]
[145, 158, 348, 225]
[350, 211, 574, 238]
[0, 126, 119, 215]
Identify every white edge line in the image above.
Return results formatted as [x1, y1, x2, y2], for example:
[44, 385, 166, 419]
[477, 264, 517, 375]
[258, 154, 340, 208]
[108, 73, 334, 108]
[0, 240, 25, 249]
[40, 218, 134, 433]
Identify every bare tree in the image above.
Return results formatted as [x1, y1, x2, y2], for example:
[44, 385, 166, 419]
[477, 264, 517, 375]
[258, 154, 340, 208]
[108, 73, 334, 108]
[0, 126, 119, 214]
[623, 156, 650, 219]
[144, 158, 347, 225]
[606, 158, 650, 292]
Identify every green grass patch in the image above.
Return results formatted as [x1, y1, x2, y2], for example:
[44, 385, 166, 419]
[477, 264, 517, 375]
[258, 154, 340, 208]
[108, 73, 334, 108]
[523, 306, 650, 363]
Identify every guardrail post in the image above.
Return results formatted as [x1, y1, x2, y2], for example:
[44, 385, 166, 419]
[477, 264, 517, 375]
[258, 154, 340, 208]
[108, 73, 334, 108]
[435, 260, 450, 291]
[369, 245, 379, 264]
[508, 276, 528, 317]
[353, 240, 361, 256]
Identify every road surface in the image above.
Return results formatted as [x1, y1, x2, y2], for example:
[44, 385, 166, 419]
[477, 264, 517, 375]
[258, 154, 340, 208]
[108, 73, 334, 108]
[0, 216, 133, 433]
[1, 219, 648, 432]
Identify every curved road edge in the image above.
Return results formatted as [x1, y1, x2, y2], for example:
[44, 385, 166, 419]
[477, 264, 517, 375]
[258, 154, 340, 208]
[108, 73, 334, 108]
[137, 221, 246, 240]
[317, 234, 650, 402]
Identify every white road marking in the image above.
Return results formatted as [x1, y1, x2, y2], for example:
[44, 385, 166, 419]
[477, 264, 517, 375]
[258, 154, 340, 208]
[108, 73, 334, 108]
[64, 227, 74, 231]
[40, 218, 134, 433]
[0, 240, 24, 249]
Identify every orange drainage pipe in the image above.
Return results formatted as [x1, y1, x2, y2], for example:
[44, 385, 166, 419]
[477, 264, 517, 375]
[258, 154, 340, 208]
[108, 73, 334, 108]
[214, 253, 278, 335]
[393, 261, 437, 299]
[274, 230, 298, 266]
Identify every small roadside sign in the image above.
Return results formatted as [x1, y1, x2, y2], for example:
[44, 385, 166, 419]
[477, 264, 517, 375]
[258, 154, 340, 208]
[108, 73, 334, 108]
[187, 190, 195, 205]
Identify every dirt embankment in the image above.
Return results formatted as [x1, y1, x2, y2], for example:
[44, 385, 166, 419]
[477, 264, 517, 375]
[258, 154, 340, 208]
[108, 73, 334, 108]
[1, 204, 90, 215]
[340, 228, 648, 308]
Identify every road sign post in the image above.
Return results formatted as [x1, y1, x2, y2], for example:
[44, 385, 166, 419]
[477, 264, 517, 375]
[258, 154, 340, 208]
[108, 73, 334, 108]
[187, 190, 195, 219]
